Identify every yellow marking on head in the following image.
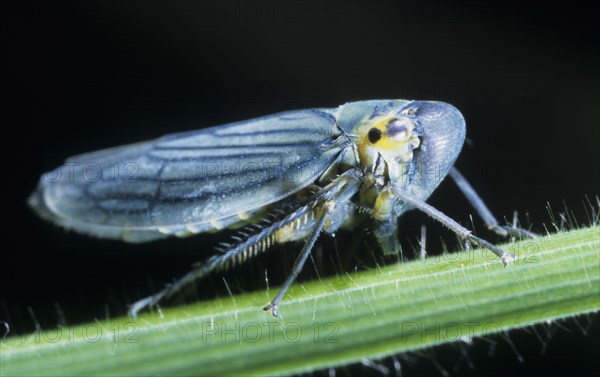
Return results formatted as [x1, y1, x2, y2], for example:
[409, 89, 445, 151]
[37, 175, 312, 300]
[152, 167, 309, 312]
[357, 114, 420, 168]
[361, 116, 416, 151]
[237, 211, 251, 221]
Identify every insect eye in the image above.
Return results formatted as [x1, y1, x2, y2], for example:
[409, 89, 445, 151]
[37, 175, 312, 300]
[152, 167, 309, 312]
[387, 121, 407, 140]
[368, 128, 382, 144]
[386, 119, 413, 142]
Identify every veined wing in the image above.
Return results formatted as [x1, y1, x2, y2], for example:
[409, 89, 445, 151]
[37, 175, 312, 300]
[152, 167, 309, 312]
[29, 109, 348, 242]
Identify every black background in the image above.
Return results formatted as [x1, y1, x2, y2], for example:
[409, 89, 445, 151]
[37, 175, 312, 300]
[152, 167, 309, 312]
[4, 1, 599, 376]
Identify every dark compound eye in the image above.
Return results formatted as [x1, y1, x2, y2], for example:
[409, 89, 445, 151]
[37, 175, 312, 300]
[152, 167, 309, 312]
[368, 128, 382, 143]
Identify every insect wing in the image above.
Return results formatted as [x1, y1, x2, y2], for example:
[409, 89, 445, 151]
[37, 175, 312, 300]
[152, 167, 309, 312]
[30, 110, 347, 242]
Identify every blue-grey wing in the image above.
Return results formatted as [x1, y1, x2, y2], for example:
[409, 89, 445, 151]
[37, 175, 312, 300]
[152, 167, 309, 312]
[29, 109, 348, 242]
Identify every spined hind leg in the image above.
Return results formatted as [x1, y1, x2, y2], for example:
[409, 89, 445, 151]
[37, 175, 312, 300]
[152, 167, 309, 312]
[129, 170, 361, 318]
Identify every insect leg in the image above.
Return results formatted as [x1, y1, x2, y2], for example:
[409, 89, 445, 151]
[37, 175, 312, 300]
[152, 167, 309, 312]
[263, 205, 330, 317]
[128, 203, 318, 318]
[262, 172, 361, 317]
[390, 186, 516, 266]
[129, 170, 360, 318]
[448, 167, 537, 239]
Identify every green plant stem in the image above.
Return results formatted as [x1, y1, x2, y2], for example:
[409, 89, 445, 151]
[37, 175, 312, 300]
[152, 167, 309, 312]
[1, 226, 599, 376]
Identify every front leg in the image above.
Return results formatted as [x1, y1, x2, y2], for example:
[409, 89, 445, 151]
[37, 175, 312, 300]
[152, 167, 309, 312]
[391, 186, 516, 266]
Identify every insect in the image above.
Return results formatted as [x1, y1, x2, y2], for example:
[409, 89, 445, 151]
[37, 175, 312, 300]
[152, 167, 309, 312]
[29, 100, 535, 317]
